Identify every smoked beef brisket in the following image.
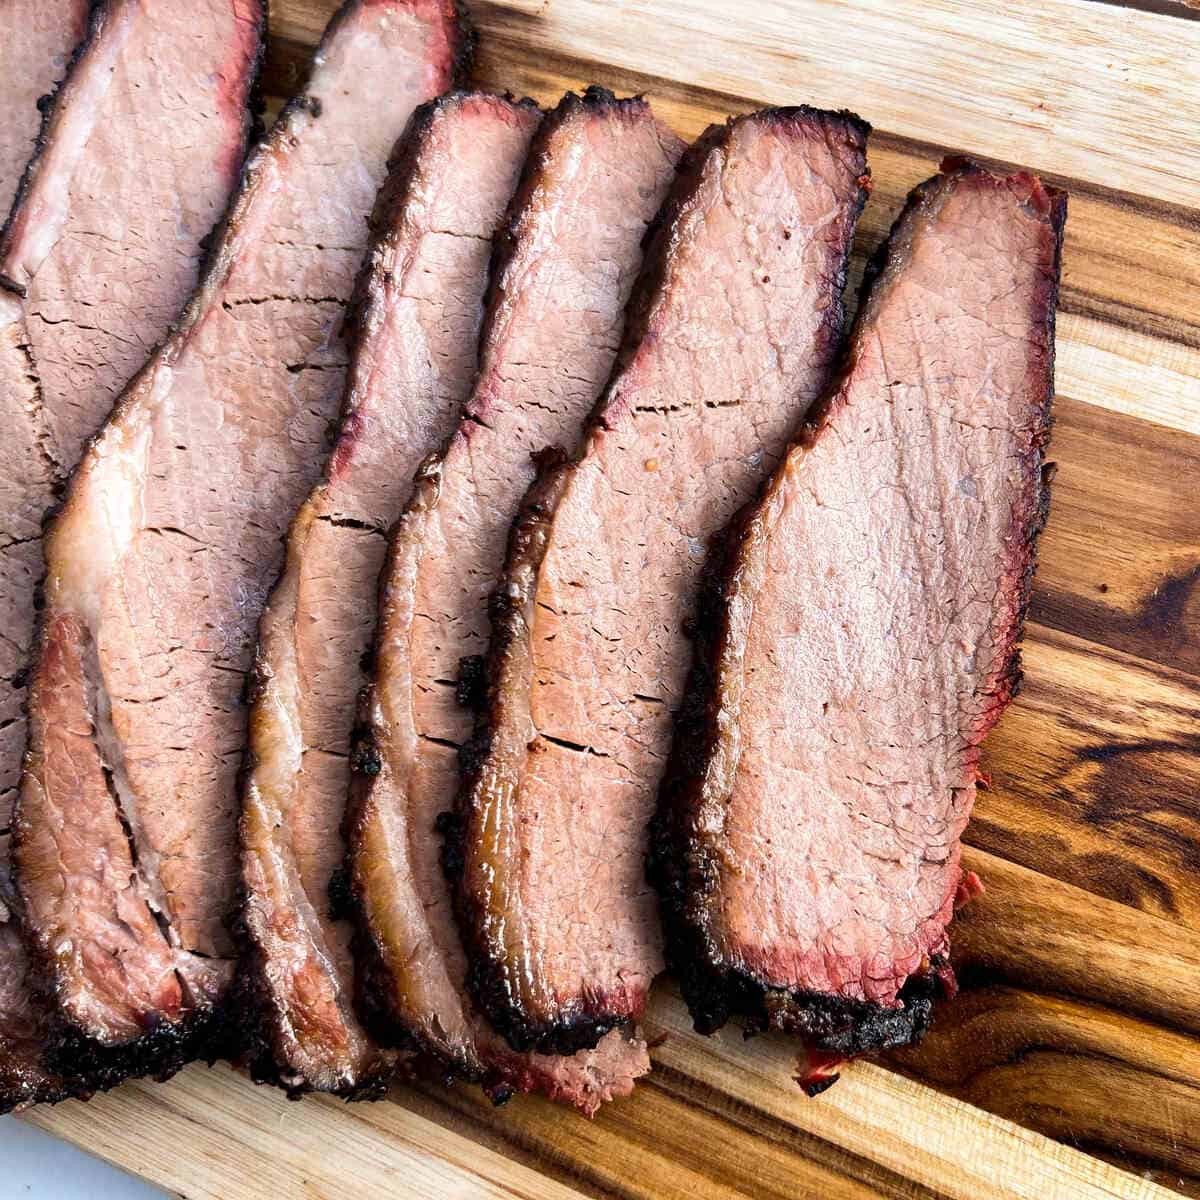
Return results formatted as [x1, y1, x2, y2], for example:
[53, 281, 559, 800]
[652, 161, 1066, 1079]
[0, 0, 261, 1113]
[453, 109, 870, 1056]
[13, 0, 468, 1085]
[239, 91, 539, 1098]
[0, 0, 89, 214]
[348, 88, 682, 1112]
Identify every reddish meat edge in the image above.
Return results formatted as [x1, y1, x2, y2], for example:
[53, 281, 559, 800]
[450, 108, 871, 1057]
[348, 88, 683, 1113]
[0, 0, 263, 1113]
[237, 90, 539, 1099]
[650, 160, 1066, 1083]
[12, 0, 470, 1093]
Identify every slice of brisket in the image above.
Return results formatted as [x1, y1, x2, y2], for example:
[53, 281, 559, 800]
[452, 108, 870, 1056]
[348, 88, 683, 1113]
[13, 0, 469, 1085]
[0, 0, 261, 1114]
[238, 91, 540, 1098]
[652, 161, 1066, 1070]
[0, 0, 90, 214]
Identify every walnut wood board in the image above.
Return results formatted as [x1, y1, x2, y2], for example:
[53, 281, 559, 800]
[19, 0, 1200, 1196]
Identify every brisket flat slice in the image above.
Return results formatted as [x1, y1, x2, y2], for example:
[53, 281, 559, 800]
[0, 0, 261, 1114]
[348, 88, 682, 1113]
[238, 91, 540, 1098]
[652, 160, 1066, 1072]
[13, 0, 469, 1086]
[453, 108, 870, 1056]
[0, 0, 90, 214]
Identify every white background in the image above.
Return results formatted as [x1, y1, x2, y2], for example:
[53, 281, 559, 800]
[0, 1119, 167, 1199]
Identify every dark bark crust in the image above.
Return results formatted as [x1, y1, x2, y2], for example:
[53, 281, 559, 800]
[448, 107, 872, 1058]
[649, 159, 1067, 1063]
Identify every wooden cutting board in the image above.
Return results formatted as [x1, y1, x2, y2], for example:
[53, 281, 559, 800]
[22, 1, 1200, 1196]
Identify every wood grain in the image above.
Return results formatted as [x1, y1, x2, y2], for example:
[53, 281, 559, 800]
[13, 0, 1200, 1197]
[471, 0, 1200, 207]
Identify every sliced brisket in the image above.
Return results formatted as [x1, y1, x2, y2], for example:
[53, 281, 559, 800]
[348, 88, 682, 1112]
[0, 0, 90, 214]
[239, 91, 540, 1098]
[652, 161, 1066, 1070]
[453, 108, 870, 1055]
[0, 0, 261, 1113]
[14, 0, 468, 1082]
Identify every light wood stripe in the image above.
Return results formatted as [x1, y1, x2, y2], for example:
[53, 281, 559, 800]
[1056, 313, 1200, 436]
[24, 1065, 590, 1200]
[645, 989, 1174, 1200]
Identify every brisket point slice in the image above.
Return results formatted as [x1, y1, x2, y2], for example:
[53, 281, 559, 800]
[651, 160, 1066, 1066]
[349, 87, 681, 1112]
[238, 90, 540, 1098]
[453, 107, 870, 1057]
[0, 0, 262, 1112]
[13, 0, 468, 1086]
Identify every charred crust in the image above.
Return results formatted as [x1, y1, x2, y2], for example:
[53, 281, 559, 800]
[651, 160, 1066, 1062]
[802, 1075, 839, 1098]
[348, 721, 383, 777]
[48, 1002, 232, 1097]
[445, 0, 478, 89]
[455, 653, 487, 710]
[326, 865, 353, 921]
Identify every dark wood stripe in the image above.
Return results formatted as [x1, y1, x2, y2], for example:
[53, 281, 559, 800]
[1030, 395, 1200, 680]
[887, 984, 1200, 1195]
